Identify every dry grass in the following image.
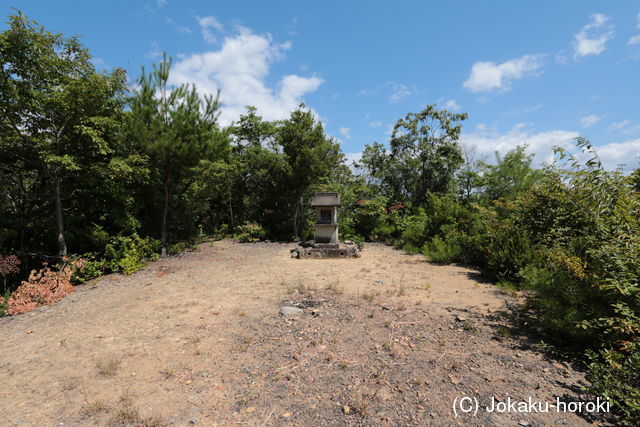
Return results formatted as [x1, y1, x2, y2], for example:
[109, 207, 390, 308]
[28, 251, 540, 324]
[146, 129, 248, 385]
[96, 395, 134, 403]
[360, 289, 379, 302]
[350, 390, 374, 416]
[325, 279, 343, 294]
[108, 393, 164, 426]
[81, 400, 110, 418]
[96, 355, 121, 376]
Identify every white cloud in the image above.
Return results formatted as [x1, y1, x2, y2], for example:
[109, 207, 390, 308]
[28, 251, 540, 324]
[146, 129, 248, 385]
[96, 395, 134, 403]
[444, 99, 461, 111]
[607, 120, 630, 131]
[91, 57, 110, 70]
[344, 152, 363, 172]
[368, 120, 382, 128]
[622, 124, 640, 135]
[573, 13, 614, 58]
[461, 124, 639, 171]
[156, 0, 166, 7]
[555, 50, 569, 65]
[166, 18, 192, 34]
[168, 26, 323, 126]
[389, 83, 412, 103]
[461, 123, 580, 165]
[463, 54, 545, 93]
[504, 104, 543, 117]
[339, 127, 352, 139]
[197, 16, 224, 44]
[145, 41, 162, 59]
[596, 139, 640, 170]
[580, 114, 602, 128]
[357, 81, 414, 103]
[629, 34, 640, 46]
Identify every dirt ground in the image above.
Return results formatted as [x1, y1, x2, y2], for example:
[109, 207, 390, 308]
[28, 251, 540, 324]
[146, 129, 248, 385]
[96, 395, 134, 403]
[0, 240, 605, 426]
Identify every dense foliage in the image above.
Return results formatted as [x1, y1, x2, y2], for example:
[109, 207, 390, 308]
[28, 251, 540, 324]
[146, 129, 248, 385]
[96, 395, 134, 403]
[1, 12, 638, 423]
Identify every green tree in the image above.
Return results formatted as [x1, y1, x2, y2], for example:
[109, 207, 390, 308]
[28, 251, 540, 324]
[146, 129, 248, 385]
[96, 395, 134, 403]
[479, 145, 542, 203]
[361, 105, 467, 207]
[278, 105, 343, 238]
[128, 54, 229, 256]
[0, 12, 128, 256]
[457, 145, 483, 202]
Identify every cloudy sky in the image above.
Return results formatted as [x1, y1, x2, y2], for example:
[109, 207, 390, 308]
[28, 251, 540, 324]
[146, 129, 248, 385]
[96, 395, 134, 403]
[6, 1, 640, 170]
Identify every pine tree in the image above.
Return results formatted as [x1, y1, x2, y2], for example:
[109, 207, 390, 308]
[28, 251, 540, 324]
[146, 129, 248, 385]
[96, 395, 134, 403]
[128, 53, 229, 257]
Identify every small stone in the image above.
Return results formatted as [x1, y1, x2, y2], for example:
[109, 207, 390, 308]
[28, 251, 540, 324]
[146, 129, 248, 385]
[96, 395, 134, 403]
[516, 353, 524, 358]
[246, 407, 256, 413]
[518, 421, 530, 426]
[455, 315, 466, 322]
[279, 306, 304, 316]
[376, 386, 392, 401]
[282, 412, 291, 418]
[342, 405, 351, 414]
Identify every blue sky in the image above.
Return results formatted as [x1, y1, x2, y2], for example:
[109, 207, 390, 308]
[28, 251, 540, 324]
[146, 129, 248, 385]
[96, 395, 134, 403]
[4, 1, 640, 170]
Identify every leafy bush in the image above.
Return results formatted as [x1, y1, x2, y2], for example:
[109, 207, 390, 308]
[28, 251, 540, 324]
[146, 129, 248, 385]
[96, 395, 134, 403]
[482, 214, 537, 282]
[168, 241, 197, 256]
[70, 254, 103, 284]
[587, 343, 640, 422]
[504, 141, 640, 423]
[399, 209, 429, 249]
[422, 236, 461, 264]
[235, 222, 266, 243]
[103, 234, 160, 275]
[72, 234, 160, 282]
[495, 280, 518, 297]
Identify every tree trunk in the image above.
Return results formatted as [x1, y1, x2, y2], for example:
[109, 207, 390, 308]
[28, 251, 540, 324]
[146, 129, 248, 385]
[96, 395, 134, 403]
[298, 195, 304, 239]
[292, 196, 299, 240]
[228, 192, 234, 229]
[161, 178, 170, 258]
[53, 177, 67, 257]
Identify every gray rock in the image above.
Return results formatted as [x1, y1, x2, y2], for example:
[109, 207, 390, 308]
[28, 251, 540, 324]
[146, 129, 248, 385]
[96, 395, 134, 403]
[279, 306, 304, 316]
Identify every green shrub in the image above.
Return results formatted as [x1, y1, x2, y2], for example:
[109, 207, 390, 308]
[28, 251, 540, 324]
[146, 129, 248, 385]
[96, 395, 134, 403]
[73, 234, 161, 278]
[235, 222, 266, 243]
[495, 280, 518, 296]
[587, 344, 640, 423]
[168, 241, 197, 255]
[106, 234, 160, 275]
[399, 209, 429, 249]
[0, 292, 8, 317]
[70, 254, 104, 284]
[402, 243, 422, 254]
[347, 196, 391, 241]
[422, 236, 461, 264]
[482, 215, 537, 282]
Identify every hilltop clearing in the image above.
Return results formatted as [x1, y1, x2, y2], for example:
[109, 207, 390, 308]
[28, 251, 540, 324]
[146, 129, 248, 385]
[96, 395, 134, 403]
[0, 241, 599, 426]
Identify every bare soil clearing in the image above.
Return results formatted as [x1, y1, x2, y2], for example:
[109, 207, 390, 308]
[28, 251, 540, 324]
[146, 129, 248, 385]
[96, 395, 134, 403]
[0, 240, 595, 426]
